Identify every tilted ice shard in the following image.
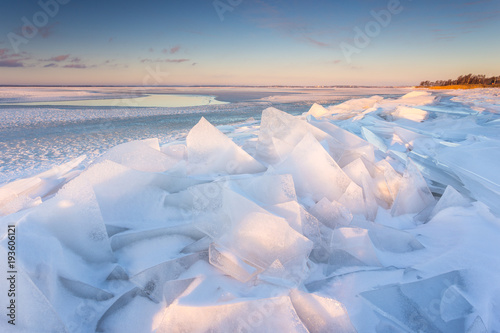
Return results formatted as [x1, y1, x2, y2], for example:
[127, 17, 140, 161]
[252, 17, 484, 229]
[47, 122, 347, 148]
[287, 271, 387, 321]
[274, 133, 351, 202]
[130, 252, 207, 303]
[209, 242, 264, 282]
[329, 227, 380, 266]
[0, 155, 86, 216]
[306, 103, 330, 118]
[361, 270, 471, 333]
[59, 276, 114, 301]
[256, 107, 329, 164]
[437, 137, 500, 215]
[391, 158, 435, 217]
[27, 172, 113, 263]
[157, 296, 309, 333]
[324, 249, 367, 275]
[187, 117, 266, 175]
[110, 224, 204, 251]
[309, 197, 352, 229]
[391, 106, 429, 122]
[230, 172, 297, 206]
[351, 219, 424, 253]
[95, 138, 179, 173]
[339, 181, 367, 217]
[361, 126, 388, 152]
[163, 278, 198, 305]
[267, 200, 304, 234]
[342, 158, 378, 220]
[106, 265, 129, 281]
[0, 269, 69, 333]
[430, 185, 470, 219]
[440, 285, 473, 322]
[181, 236, 212, 254]
[96, 287, 146, 332]
[290, 289, 357, 333]
[219, 205, 313, 270]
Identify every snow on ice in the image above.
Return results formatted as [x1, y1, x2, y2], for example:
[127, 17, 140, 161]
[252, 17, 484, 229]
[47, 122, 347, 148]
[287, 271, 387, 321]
[1, 89, 500, 332]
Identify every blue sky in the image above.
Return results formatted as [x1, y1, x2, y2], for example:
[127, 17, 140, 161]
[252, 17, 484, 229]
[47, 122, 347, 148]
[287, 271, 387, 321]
[0, 0, 499, 86]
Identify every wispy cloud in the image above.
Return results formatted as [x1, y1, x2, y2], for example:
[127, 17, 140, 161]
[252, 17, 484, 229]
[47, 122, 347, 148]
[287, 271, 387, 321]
[162, 45, 182, 54]
[71, 57, 81, 63]
[0, 48, 8, 56]
[44, 63, 58, 68]
[0, 59, 24, 67]
[44, 54, 70, 62]
[244, 0, 332, 48]
[170, 45, 180, 54]
[141, 58, 190, 63]
[63, 64, 87, 69]
[39, 23, 57, 38]
[166, 58, 189, 63]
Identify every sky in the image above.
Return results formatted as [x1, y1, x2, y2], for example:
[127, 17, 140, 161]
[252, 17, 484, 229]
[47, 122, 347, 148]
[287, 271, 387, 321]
[0, 0, 499, 86]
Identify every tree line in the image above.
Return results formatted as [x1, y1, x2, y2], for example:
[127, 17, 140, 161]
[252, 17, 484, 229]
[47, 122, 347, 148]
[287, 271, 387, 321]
[419, 74, 500, 87]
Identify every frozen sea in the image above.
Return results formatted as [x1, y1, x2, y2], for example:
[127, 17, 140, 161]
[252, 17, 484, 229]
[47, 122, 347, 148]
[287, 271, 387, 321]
[1, 86, 500, 333]
[0, 86, 407, 183]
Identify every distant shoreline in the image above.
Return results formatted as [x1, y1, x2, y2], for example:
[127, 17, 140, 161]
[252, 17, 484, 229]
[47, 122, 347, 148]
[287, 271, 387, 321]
[416, 84, 500, 90]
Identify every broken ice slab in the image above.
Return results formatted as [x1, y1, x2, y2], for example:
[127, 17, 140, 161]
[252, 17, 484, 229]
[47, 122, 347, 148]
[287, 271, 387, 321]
[329, 227, 380, 267]
[0, 269, 69, 333]
[306, 103, 330, 118]
[342, 159, 379, 220]
[82, 160, 173, 227]
[219, 192, 314, 271]
[440, 285, 473, 322]
[106, 265, 129, 281]
[307, 117, 373, 150]
[256, 107, 329, 165]
[105, 224, 129, 238]
[466, 316, 488, 333]
[156, 296, 309, 333]
[361, 270, 472, 333]
[274, 133, 351, 202]
[430, 185, 470, 220]
[391, 106, 429, 122]
[181, 236, 212, 254]
[209, 243, 264, 283]
[96, 287, 145, 332]
[59, 276, 114, 301]
[351, 219, 424, 253]
[373, 159, 402, 206]
[290, 289, 357, 333]
[187, 117, 266, 175]
[309, 197, 352, 229]
[408, 150, 468, 196]
[437, 138, 500, 216]
[338, 181, 367, 217]
[324, 249, 367, 275]
[95, 138, 180, 173]
[27, 174, 114, 263]
[110, 224, 204, 251]
[130, 252, 207, 303]
[391, 158, 435, 217]
[229, 172, 297, 206]
[0, 155, 86, 216]
[361, 126, 388, 152]
[95, 286, 163, 333]
[163, 278, 197, 305]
